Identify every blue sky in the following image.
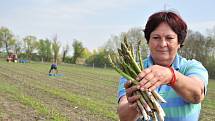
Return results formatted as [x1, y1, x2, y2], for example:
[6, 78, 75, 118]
[0, 0, 214, 51]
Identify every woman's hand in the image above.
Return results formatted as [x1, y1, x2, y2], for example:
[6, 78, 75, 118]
[136, 65, 173, 91]
[124, 80, 140, 110]
[117, 81, 140, 121]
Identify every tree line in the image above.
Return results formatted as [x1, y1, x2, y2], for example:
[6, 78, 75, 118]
[0, 26, 215, 79]
[0, 26, 108, 68]
[104, 27, 215, 79]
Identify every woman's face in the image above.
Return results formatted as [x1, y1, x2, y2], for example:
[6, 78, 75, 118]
[149, 22, 180, 66]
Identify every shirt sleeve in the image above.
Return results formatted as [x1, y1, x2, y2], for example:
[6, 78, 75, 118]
[117, 77, 128, 102]
[182, 59, 209, 95]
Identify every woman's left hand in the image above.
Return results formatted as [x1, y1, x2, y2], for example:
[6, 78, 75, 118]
[136, 65, 173, 91]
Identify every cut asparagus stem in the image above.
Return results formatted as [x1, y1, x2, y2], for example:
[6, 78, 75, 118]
[136, 91, 152, 113]
[152, 91, 167, 103]
[140, 91, 154, 109]
[147, 91, 166, 120]
[151, 111, 158, 121]
[136, 93, 150, 120]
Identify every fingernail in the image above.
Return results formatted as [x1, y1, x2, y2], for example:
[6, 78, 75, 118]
[140, 87, 145, 91]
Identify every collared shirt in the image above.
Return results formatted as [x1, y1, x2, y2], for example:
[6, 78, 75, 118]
[117, 54, 208, 121]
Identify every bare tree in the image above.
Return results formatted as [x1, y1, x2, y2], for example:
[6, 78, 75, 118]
[62, 43, 69, 62]
[52, 35, 61, 63]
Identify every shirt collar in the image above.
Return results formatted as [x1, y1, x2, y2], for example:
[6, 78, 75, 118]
[145, 53, 180, 70]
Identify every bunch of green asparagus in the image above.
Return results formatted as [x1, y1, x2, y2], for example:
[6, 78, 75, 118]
[108, 36, 166, 121]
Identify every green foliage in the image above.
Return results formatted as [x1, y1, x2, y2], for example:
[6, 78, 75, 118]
[18, 52, 28, 59]
[31, 53, 41, 61]
[0, 51, 7, 58]
[62, 56, 72, 63]
[205, 58, 215, 79]
[82, 48, 91, 59]
[179, 30, 215, 78]
[0, 39, 2, 48]
[0, 27, 14, 55]
[38, 39, 52, 62]
[86, 49, 110, 68]
[72, 39, 84, 64]
[23, 35, 38, 60]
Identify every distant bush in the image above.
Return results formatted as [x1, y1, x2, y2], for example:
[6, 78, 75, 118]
[0, 51, 7, 58]
[18, 53, 28, 60]
[85, 50, 110, 68]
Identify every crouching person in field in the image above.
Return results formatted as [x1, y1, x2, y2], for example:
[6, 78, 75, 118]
[49, 62, 58, 74]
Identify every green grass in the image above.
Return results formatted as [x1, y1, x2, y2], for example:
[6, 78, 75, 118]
[199, 80, 215, 121]
[0, 113, 4, 119]
[0, 61, 119, 120]
[0, 81, 68, 121]
[0, 60, 215, 120]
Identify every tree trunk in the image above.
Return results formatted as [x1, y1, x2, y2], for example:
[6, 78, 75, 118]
[5, 42, 9, 55]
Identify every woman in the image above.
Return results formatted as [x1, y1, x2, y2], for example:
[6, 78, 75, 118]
[117, 11, 208, 121]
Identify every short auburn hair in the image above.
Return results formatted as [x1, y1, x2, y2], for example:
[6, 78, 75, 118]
[144, 11, 187, 47]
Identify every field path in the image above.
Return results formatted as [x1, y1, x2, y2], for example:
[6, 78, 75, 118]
[0, 61, 120, 121]
[0, 92, 38, 121]
[1, 61, 214, 120]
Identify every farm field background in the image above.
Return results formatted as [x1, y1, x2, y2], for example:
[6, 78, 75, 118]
[0, 61, 214, 121]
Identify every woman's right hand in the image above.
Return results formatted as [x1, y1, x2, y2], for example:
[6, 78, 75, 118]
[124, 80, 140, 110]
[118, 80, 141, 121]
